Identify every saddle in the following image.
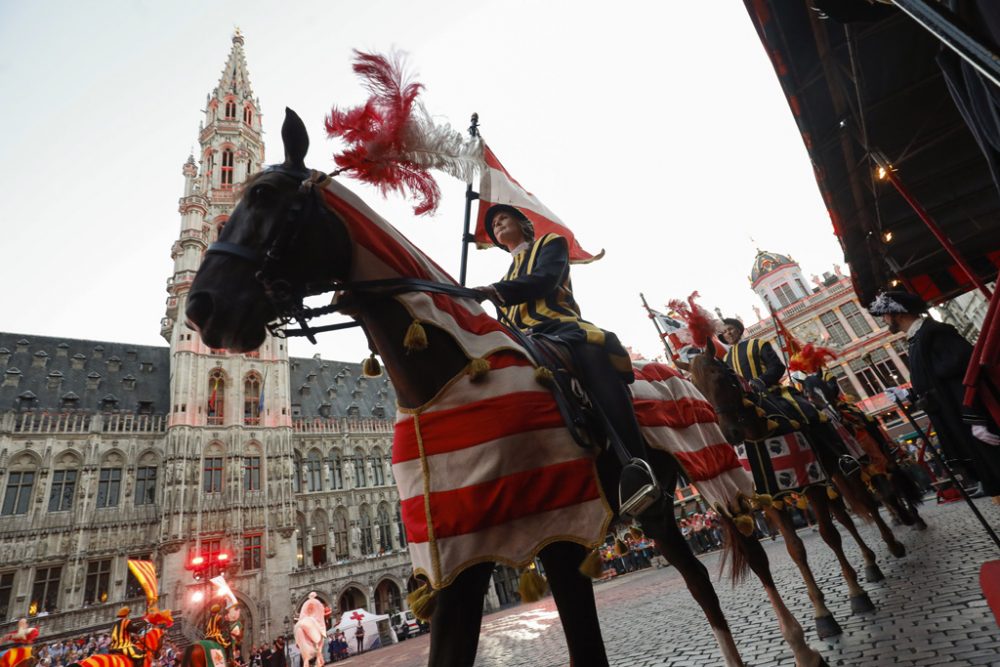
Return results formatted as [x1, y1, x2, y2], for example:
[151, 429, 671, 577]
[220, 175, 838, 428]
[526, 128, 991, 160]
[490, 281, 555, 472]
[521, 333, 661, 517]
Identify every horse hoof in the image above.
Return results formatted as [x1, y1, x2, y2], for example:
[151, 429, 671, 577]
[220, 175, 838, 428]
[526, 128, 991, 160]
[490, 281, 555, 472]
[864, 563, 885, 583]
[914, 518, 928, 531]
[889, 541, 906, 558]
[814, 614, 842, 639]
[850, 592, 876, 614]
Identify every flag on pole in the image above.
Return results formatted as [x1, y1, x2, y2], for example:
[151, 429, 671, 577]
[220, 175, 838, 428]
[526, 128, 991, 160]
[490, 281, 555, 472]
[768, 305, 802, 362]
[126, 559, 159, 608]
[210, 574, 238, 608]
[474, 145, 604, 263]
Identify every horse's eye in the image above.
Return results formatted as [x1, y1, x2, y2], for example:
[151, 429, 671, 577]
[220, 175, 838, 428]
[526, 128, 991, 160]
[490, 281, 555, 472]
[251, 185, 276, 204]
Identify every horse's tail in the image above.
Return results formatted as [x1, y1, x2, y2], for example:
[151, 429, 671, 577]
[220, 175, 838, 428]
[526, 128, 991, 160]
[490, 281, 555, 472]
[889, 466, 925, 507]
[181, 644, 204, 667]
[717, 513, 753, 585]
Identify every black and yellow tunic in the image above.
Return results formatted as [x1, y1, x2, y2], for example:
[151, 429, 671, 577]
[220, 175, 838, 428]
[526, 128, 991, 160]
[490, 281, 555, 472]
[492, 232, 633, 382]
[205, 612, 230, 648]
[725, 338, 822, 426]
[110, 619, 145, 660]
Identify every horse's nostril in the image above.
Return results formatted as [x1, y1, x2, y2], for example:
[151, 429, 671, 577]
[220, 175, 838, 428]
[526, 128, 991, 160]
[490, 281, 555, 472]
[186, 292, 214, 328]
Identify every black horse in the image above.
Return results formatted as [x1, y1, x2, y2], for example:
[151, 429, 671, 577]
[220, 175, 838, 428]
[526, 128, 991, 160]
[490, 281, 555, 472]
[186, 108, 829, 667]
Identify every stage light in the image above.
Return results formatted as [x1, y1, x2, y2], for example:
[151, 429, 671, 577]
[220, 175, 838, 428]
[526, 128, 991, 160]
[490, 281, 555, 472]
[192, 591, 205, 603]
[882, 230, 893, 243]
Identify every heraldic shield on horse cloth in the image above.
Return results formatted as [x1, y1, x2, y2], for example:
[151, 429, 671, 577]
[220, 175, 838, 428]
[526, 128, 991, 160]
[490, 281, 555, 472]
[317, 177, 613, 590]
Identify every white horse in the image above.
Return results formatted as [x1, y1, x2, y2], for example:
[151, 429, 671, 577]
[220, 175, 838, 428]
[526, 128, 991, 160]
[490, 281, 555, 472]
[292, 593, 326, 667]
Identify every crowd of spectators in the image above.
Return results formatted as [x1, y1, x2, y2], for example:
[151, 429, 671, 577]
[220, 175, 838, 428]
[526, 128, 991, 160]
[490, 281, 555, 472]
[26, 632, 180, 667]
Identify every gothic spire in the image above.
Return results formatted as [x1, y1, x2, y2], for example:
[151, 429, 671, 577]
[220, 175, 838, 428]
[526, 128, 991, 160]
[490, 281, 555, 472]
[215, 29, 254, 101]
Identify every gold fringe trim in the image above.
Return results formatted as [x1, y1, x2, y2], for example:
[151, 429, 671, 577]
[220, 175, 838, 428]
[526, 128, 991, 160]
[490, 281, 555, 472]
[466, 357, 490, 382]
[406, 583, 439, 621]
[751, 493, 773, 510]
[404, 319, 428, 352]
[734, 514, 756, 537]
[796, 495, 809, 511]
[519, 568, 548, 602]
[826, 485, 839, 500]
[579, 548, 605, 580]
[534, 366, 555, 386]
[362, 353, 382, 377]
[766, 418, 780, 433]
[771, 498, 785, 510]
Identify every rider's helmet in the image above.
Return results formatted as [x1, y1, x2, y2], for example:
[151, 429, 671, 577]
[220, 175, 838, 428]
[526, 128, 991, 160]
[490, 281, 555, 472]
[485, 204, 534, 250]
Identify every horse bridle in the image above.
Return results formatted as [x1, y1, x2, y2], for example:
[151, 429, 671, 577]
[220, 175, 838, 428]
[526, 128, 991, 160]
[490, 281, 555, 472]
[204, 165, 490, 344]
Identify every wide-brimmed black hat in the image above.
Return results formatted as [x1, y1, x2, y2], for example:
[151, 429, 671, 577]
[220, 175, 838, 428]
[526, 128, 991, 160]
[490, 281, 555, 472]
[484, 204, 533, 249]
[868, 290, 928, 316]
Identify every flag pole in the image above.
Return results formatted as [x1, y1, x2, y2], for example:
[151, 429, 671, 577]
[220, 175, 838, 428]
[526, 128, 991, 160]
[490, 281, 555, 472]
[458, 113, 480, 286]
[767, 304, 794, 385]
[639, 292, 677, 366]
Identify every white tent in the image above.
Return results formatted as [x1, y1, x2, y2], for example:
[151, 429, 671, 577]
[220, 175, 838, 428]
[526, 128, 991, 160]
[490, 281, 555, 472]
[333, 608, 392, 654]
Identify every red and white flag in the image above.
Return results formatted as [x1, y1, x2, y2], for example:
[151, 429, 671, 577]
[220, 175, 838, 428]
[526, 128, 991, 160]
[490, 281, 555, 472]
[474, 144, 604, 263]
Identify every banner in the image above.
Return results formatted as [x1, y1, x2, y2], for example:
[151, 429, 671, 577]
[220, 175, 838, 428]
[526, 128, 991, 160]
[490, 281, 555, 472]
[474, 145, 603, 263]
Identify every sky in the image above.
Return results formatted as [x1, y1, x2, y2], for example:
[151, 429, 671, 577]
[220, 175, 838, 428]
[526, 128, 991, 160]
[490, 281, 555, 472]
[0, 0, 849, 365]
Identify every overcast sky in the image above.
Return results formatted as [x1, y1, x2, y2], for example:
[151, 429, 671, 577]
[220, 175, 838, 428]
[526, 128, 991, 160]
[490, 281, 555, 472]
[0, 0, 848, 364]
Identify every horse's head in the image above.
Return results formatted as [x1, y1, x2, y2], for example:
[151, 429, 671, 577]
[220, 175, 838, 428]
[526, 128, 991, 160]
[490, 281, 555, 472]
[186, 108, 350, 352]
[688, 338, 772, 444]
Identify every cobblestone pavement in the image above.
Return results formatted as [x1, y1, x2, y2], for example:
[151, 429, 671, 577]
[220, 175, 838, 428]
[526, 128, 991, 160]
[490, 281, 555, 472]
[353, 499, 1000, 666]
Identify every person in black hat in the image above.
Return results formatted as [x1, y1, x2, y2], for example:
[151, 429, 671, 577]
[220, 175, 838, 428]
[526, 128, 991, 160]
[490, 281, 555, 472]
[473, 204, 662, 518]
[869, 290, 1000, 500]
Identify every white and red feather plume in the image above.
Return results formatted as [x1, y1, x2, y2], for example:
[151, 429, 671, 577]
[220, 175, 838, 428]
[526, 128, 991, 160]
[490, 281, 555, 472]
[325, 50, 484, 215]
[667, 292, 720, 349]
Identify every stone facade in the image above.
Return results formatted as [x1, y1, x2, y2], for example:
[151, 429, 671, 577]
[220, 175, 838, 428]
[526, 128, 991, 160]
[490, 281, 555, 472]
[743, 251, 916, 438]
[0, 32, 411, 651]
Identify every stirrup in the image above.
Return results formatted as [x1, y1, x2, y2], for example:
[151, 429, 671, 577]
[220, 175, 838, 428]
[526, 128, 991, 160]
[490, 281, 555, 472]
[838, 454, 861, 476]
[619, 458, 661, 518]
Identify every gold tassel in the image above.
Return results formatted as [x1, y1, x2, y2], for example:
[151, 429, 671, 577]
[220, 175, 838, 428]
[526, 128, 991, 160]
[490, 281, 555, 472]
[614, 538, 630, 556]
[734, 514, 756, 536]
[578, 548, 605, 580]
[755, 407, 767, 418]
[826, 485, 839, 500]
[629, 526, 644, 540]
[860, 470, 872, 483]
[789, 419, 801, 430]
[467, 357, 490, 382]
[534, 366, 555, 386]
[742, 398, 755, 408]
[404, 320, 428, 352]
[752, 493, 773, 509]
[361, 353, 381, 377]
[796, 495, 809, 511]
[406, 583, 439, 621]
[518, 568, 548, 602]
[766, 419, 780, 433]
[818, 412, 829, 423]
[772, 498, 785, 510]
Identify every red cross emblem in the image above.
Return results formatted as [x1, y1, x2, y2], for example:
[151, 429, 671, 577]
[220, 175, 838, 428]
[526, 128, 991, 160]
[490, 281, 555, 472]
[349, 612, 364, 623]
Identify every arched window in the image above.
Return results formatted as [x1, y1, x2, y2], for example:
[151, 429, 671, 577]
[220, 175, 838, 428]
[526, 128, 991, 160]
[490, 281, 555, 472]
[224, 99, 236, 119]
[2, 453, 37, 516]
[311, 510, 328, 566]
[306, 450, 322, 492]
[243, 373, 261, 425]
[203, 451, 223, 495]
[243, 105, 253, 125]
[376, 504, 392, 553]
[333, 508, 349, 560]
[360, 509, 375, 555]
[48, 452, 81, 512]
[353, 448, 367, 488]
[371, 448, 385, 486]
[207, 369, 225, 425]
[221, 149, 234, 189]
[328, 450, 343, 490]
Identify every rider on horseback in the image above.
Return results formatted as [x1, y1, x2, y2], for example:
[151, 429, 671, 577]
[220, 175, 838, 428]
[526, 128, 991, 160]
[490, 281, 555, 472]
[110, 607, 147, 667]
[204, 604, 232, 663]
[473, 204, 661, 516]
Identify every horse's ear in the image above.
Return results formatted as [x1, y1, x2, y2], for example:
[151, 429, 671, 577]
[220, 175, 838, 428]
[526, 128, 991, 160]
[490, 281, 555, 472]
[282, 107, 309, 170]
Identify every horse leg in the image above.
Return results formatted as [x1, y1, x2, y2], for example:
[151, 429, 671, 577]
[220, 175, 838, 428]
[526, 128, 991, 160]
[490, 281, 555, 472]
[636, 470, 745, 667]
[536, 541, 609, 667]
[764, 506, 842, 639]
[826, 495, 885, 583]
[833, 472, 906, 558]
[735, 527, 827, 667]
[806, 487, 875, 615]
[427, 561, 494, 667]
